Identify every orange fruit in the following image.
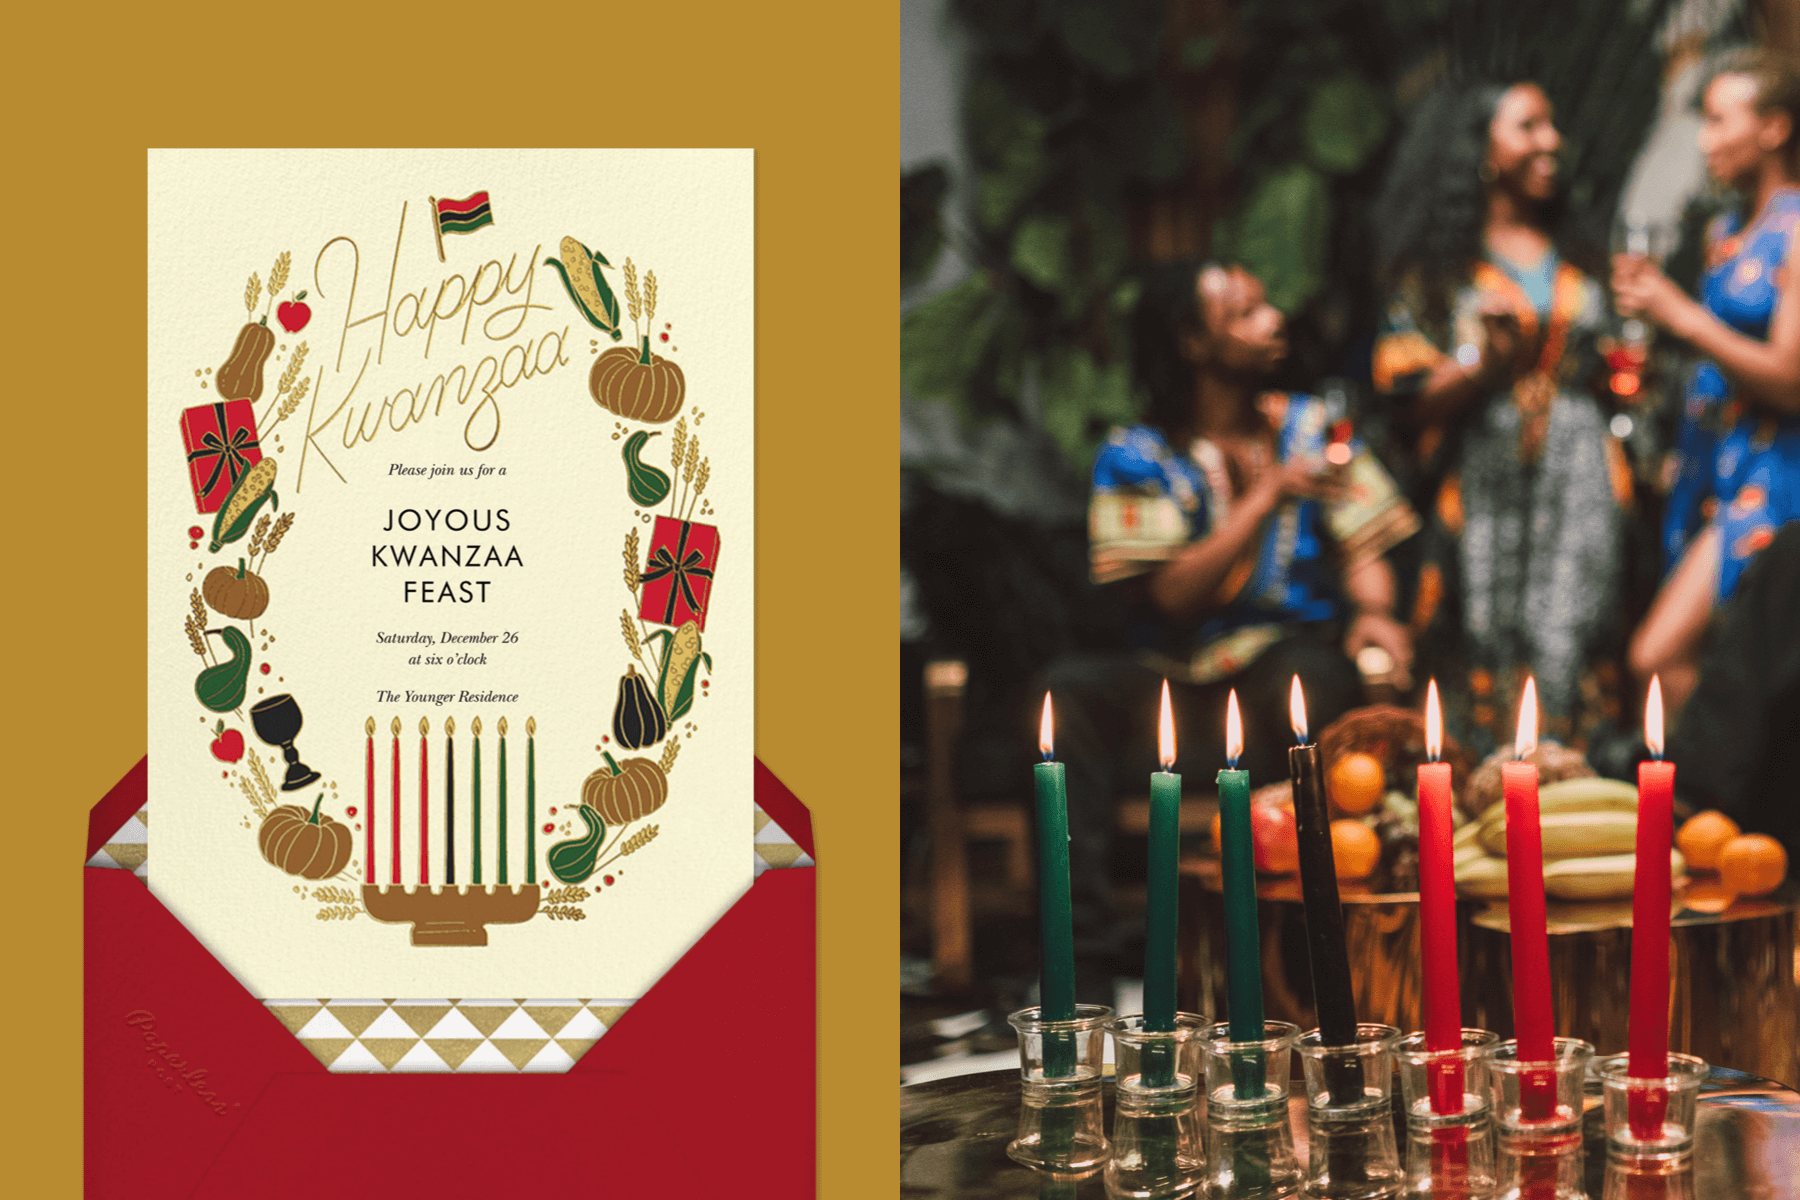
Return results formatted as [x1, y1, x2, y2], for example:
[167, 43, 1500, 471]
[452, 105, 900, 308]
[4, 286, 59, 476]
[1676, 810, 1741, 870]
[1330, 819, 1382, 880]
[1717, 834, 1788, 896]
[1328, 752, 1386, 815]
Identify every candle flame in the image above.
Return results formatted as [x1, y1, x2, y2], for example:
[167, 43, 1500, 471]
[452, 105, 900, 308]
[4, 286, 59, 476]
[1646, 676, 1663, 759]
[1289, 675, 1308, 743]
[1425, 679, 1442, 761]
[497, 716, 508, 737]
[1514, 677, 1537, 759]
[419, 716, 430, 736]
[1038, 692, 1055, 760]
[527, 716, 537, 737]
[445, 716, 455, 736]
[1226, 689, 1242, 767]
[366, 716, 375, 736]
[1158, 680, 1176, 770]
[391, 716, 401, 737]
[471, 716, 482, 737]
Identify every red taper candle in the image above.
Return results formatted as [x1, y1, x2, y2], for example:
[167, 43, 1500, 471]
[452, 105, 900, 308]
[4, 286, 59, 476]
[419, 716, 431, 884]
[1503, 678, 1555, 1119]
[1628, 677, 1676, 1139]
[364, 718, 375, 884]
[1417, 681, 1463, 1112]
[390, 717, 402, 884]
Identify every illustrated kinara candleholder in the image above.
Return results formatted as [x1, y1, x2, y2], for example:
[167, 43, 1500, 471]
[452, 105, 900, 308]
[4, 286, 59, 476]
[361, 883, 541, 946]
[1198, 1019, 1302, 1200]
[1007, 1004, 1114, 1175]
[1107, 1012, 1207, 1199]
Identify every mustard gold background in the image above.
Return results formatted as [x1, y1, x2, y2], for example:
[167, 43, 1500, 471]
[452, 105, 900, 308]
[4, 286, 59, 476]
[5, 4, 895, 1193]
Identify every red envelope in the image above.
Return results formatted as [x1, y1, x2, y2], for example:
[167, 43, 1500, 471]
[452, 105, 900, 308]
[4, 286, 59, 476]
[86, 756, 814, 1197]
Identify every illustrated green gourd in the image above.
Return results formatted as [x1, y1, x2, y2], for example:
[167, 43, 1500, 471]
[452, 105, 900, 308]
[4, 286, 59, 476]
[612, 665, 668, 749]
[545, 237, 622, 340]
[647, 621, 711, 723]
[217, 321, 276, 402]
[210, 458, 279, 553]
[195, 626, 253, 712]
[622, 430, 672, 506]
[547, 804, 607, 883]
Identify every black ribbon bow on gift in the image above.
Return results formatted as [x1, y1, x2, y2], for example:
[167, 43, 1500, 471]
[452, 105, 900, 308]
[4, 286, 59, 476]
[641, 523, 715, 625]
[185, 402, 261, 500]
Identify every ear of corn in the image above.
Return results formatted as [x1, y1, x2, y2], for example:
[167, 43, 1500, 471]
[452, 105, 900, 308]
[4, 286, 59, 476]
[210, 459, 279, 553]
[545, 236, 621, 338]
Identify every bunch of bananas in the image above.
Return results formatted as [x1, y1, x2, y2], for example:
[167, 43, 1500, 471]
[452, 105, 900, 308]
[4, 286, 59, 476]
[1453, 777, 1684, 900]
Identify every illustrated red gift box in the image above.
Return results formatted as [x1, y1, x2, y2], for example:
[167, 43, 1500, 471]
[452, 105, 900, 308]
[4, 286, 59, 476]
[639, 516, 719, 631]
[180, 400, 264, 514]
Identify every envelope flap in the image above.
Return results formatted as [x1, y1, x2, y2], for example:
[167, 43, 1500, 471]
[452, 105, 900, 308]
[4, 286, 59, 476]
[87, 756, 146, 861]
[754, 758, 814, 857]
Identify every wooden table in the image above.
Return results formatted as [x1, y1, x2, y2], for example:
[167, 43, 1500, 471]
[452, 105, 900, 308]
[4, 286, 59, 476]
[901, 1066, 1800, 1198]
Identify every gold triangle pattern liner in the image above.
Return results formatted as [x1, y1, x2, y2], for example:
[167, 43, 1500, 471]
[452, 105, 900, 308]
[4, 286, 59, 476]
[88, 802, 809, 1072]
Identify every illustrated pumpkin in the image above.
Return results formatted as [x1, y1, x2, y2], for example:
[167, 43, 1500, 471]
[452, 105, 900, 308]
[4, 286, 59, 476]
[203, 558, 269, 620]
[612, 665, 668, 749]
[581, 752, 668, 826]
[547, 805, 607, 883]
[258, 794, 353, 879]
[218, 321, 276, 403]
[589, 337, 685, 424]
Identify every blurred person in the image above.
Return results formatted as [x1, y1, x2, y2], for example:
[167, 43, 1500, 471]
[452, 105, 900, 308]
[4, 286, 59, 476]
[1373, 80, 1629, 754]
[1614, 49, 1800, 719]
[1042, 260, 1419, 1002]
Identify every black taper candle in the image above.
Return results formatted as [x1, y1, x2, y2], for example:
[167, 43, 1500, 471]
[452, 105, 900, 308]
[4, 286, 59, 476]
[445, 717, 456, 885]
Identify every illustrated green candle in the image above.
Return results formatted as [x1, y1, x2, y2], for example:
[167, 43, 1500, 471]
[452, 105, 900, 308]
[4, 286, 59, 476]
[526, 717, 537, 885]
[471, 717, 483, 885]
[497, 716, 509, 885]
[1144, 680, 1182, 1086]
[1218, 689, 1266, 1097]
[1033, 692, 1077, 1078]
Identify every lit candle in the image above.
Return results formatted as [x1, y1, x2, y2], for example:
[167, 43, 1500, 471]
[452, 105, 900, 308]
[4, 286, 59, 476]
[365, 717, 375, 884]
[1503, 678, 1555, 1118]
[497, 716, 509, 886]
[390, 717, 401, 885]
[1288, 676, 1361, 1105]
[419, 716, 431, 885]
[1147, 682, 1180, 1028]
[471, 717, 483, 886]
[1218, 690, 1266, 1098]
[444, 716, 456, 886]
[1628, 677, 1676, 1140]
[527, 717, 538, 885]
[1418, 680, 1464, 1113]
[1033, 693, 1076, 1077]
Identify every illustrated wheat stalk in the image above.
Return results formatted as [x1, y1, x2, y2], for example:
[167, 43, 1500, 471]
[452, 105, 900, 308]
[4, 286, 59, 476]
[239, 776, 269, 818]
[313, 885, 359, 903]
[315, 905, 361, 921]
[670, 417, 686, 471]
[256, 512, 296, 572]
[623, 258, 642, 327]
[186, 614, 207, 658]
[191, 587, 207, 626]
[623, 528, 641, 594]
[268, 251, 290, 303]
[544, 906, 588, 921]
[248, 752, 279, 810]
[245, 272, 261, 317]
[686, 458, 710, 520]
[248, 513, 272, 560]
[542, 885, 589, 904]
[262, 341, 309, 429]
[658, 737, 681, 774]
[644, 270, 657, 325]
[594, 825, 658, 875]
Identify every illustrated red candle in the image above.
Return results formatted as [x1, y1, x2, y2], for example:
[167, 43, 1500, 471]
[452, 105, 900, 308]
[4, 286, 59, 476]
[364, 717, 375, 884]
[419, 716, 431, 885]
[1628, 676, 1676, 1139]
[1503, 678, 1555, 1119]
[1418, 681, 1463, 1112]
[390, 717, 402, 884]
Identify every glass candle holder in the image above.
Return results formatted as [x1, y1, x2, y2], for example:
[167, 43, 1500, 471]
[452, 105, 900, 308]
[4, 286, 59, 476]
[1600, 1153, 1696, 1200]
[1596, 1052, 1708, 1164]
[1007, 1004, 1113, 1174]
[1396, 1029, 1499, 1199]
[1486, 1038, 1592, 1200]
[1107, 1013, 1207, 1199]
[1199, 1020, 1301, 1200]
[1298, 1024, 1403, 1200]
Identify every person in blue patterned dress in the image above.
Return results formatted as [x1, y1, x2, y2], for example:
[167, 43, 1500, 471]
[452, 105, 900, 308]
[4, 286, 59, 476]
[1615, 50, 1800, 719]
[1041, 261, 1419, 1001]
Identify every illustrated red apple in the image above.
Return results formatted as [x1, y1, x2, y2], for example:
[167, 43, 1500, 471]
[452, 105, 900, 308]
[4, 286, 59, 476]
[277, 290, 312, 333]
[210, 719, 245, 764]
[1250, 800, 1299, 874]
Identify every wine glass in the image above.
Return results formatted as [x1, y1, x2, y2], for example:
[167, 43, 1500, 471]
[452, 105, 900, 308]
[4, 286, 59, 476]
[250, 694, 322, 791]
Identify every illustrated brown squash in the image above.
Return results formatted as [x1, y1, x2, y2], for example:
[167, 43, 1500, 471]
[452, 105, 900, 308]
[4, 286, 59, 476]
[218, 321, 276, 403]
[589, 336, 686, 424]
[258, 794, 353, 879]
[203, 558, 269, 621]
[580, 752, 668, 826]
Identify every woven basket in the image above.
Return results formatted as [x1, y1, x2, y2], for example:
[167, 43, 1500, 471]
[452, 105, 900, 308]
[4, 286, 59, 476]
[1317, 704, 1475, 812]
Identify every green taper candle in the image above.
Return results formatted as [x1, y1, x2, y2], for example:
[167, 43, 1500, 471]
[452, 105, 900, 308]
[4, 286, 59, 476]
[1033, 693, 1077, 1078]
[526, 717, 537, 884]
[471, 718, 483, 885]
[1218, 689, 1266, 1098]
[1144, 681, 1182, 1087]
[497, 717, 509, 885]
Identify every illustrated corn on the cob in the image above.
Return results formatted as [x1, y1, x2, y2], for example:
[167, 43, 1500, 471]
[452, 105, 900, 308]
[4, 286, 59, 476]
[209, 459, 279, 553]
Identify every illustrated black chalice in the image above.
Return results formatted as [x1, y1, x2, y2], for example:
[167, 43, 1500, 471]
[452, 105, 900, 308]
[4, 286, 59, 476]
[250, 693, 322, 791]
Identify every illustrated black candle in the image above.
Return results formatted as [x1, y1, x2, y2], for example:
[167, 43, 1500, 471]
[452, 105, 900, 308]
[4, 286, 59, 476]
[445, 716, 456, 885]
[497, 716, 509, 885]
[471, 717, 483, 885]
[1287, 676, 1360, 1105]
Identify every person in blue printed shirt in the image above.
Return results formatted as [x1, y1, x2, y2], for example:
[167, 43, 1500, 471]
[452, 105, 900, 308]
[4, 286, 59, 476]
[1040, 261, 1419, 1001]
[1615, 50, 1800, 722]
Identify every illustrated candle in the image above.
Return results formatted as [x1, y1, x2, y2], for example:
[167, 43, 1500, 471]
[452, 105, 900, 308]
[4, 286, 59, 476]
[1288, 676, 1361, 1105]
[1218, 689, 1266, 1098]
[419, 717, 431, 885]
[365, 717, 375, 884]
[390, 717, 401, 884]
[527, 717, 538, 885]
[471, 717, 483, 886]
[497, 717, 509, 885]
[444, 716, 456, 885]
[1503, 678, 1556, 1119]
[1628, 677, 1676, 1140]
[1417, 680, 1464, 1115]
[1033, 693, 1077, 1078]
